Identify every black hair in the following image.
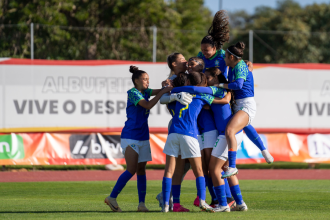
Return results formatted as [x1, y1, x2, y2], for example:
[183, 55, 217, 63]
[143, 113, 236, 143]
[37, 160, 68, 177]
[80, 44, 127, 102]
[201, 10, 230, 50]
[227, 42, 245, 60]
[167, 52, 182, 77]
[205, 67, 236, 107]
[188, 57, 205, 72]
[129, 65, 146, 86]
[188, 71, 207, 87]
[172, 72, 188, 87]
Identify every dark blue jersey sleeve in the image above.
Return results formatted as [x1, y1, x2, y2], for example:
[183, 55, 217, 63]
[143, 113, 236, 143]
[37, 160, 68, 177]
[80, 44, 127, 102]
[228, 78, 244, 90]
[171, 86, 213, 95]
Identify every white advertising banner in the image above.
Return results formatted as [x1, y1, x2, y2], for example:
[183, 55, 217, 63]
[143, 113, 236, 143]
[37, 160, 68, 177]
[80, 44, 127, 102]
[0, 59, 330, 133]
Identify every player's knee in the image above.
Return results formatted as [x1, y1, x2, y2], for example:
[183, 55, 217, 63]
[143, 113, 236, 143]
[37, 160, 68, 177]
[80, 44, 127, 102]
[126, 166, 137, 175]
[136, 166, 146, 175]
[225, 126, 236, 138]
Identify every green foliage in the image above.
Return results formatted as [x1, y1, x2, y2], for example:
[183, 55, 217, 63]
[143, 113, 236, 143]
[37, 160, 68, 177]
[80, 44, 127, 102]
[1, 180, 330, 219]
[229, 0, 330, 63]
[0, 0, 212, 61]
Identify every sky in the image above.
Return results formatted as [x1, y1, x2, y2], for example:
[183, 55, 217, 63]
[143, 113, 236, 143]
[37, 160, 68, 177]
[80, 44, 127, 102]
[204, 0, 330, 15]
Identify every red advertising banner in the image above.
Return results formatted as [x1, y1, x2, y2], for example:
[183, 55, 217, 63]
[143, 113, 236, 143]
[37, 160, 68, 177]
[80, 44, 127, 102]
[1, 132, 330, 165]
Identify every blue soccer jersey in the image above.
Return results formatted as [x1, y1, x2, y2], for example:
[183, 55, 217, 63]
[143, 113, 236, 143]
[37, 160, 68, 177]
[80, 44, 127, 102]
[228, 60, 254, 100]
[208, 86, 233, 135]
[121, 88, 152, 141]
[197, 49, 228, 79]
[168, 102, 176, 117]
[169, 93, 214, 139]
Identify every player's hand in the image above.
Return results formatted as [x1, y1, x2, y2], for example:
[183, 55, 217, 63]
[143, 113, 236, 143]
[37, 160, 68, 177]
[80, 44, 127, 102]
[245, 60, 253, 72]
[170, 92, 193, 105]
[162, 87, 173, 93]
[203, 105, 211, 110]
[162, 79, 173, 87]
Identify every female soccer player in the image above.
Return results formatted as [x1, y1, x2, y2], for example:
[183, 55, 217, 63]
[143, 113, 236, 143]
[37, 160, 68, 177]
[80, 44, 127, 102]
[162, 71, 216, 213]
[198, 10, 273, 167]
[218, 42, 263, 178]
[205, 67, 248, 212]
[156, 53, 193, 212]
[104, 66, 172, 212]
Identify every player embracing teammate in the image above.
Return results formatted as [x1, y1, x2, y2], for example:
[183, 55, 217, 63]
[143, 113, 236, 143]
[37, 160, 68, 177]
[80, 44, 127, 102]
[104, 9, 272, 214]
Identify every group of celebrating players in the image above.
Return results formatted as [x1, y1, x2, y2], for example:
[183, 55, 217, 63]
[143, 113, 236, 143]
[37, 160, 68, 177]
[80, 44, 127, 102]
[104, 10, 274, 213]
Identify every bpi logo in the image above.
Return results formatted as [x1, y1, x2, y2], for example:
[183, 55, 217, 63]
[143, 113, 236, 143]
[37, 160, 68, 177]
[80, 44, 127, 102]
[0, 134, 25, 160]
[69, 134, 124, 159]
[307, 134, 330, 158]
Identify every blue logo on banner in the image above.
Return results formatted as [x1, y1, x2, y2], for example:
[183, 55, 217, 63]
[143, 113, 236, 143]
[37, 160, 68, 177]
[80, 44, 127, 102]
[237, 134, 268, 159]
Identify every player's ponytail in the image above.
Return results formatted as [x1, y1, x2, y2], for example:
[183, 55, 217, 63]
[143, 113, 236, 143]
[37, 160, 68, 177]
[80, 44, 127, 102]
[129, 65, 146, 86]
[201, 10, 230, 50]
[167, 52, 182, 78]
[227, 41, 245, 60]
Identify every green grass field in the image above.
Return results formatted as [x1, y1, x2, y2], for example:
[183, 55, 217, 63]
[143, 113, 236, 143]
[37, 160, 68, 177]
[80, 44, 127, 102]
[1, 180, 330, 219]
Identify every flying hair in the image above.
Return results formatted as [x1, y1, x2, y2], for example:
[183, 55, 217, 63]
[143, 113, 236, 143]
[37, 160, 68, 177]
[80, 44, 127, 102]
[201, 10, 230, 50]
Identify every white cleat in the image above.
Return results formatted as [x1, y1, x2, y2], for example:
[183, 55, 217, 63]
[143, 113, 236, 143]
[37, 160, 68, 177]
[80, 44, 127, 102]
[137, 202, 149, 212]
[104, 196, 122, 212]
[262, 150, 274, 164]
[156, 192, 173, 210]
[231, 202, 248, 211]
[222, 167, 238, 179]
[169, 195, 173, 211]
[199, 199, 215, 213]
[214, 204, 230, 212]
[161, 204, 169, 213]
[156, 192, 164, 209]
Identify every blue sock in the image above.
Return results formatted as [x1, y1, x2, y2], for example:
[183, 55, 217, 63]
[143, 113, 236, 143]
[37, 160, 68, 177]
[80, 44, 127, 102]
[162, 177, 172, 206]
[230, 185, 244, 205]
[137, 175, 146, 203]
[172, 185, 181, 204]
[110, 170, 133, 198]
[228, 151, 237, 168]
[196, 176, 206, 201]
[204, 175, 208, 190]
[214, 185, 227, 206]
[207, 176, 217, 201]
[222, 171, 232, 198]
[244, 125, 266, 151]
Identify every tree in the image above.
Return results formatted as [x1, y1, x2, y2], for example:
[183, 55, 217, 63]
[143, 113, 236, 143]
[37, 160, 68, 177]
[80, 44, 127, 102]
[228, 0, 330, 63]
[0, 0, 213, 61]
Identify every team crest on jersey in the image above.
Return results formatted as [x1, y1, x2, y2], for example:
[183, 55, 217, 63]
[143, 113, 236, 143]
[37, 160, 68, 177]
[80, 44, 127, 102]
[215, 60, 219, 66]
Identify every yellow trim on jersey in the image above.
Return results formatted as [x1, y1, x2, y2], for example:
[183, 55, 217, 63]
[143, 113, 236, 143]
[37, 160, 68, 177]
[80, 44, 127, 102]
[179, 105, 189, 118]
[171, 109, 175, 116]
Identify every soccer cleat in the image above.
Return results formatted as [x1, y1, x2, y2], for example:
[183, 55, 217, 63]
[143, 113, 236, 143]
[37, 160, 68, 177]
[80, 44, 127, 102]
[137, 202, 149, 212]
[210, 200, 219, 208]
[262, 150, 274, 164]
[104, 196, 122, 212]
[199, 199, 215, 213]
[156, 192, 163, 209]
[222, 167, 238, 179]
[231, 202, 248, 211]
[173, 203, 190, 212]
[193, 196, 200, 207]
[214, 204, 230, 212]
[169, 195, 174, 211]
[161, 204, 169, 213]
[227, 197, 236, 209]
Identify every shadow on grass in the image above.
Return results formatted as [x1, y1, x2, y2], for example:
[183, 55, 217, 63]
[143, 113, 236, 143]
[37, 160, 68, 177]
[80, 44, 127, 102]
[0, 210, 162, 213]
